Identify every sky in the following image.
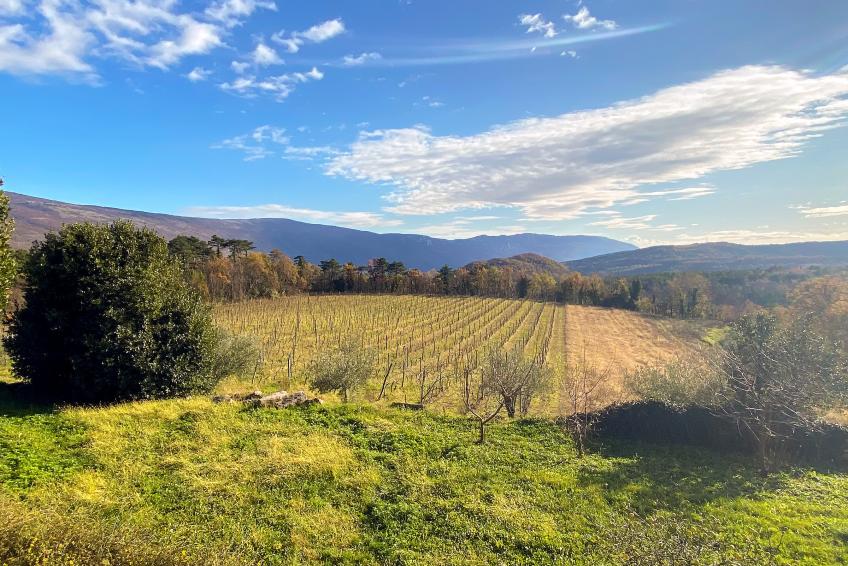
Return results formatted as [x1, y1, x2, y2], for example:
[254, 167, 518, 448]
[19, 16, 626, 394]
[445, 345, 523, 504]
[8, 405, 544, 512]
[1, 0, 848, 247]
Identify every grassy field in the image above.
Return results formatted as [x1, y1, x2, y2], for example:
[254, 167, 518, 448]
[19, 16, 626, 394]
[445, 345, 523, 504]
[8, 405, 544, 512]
[213, 295, 710, 413]
[1, 375, 847, 565]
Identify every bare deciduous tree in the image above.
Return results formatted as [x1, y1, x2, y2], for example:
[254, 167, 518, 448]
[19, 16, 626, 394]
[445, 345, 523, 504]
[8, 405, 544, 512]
[559, 348, 616, 457]
[461, 357, 504, 444]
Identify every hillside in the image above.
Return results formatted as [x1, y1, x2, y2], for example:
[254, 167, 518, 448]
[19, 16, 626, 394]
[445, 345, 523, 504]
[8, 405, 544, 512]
[565, 241, 848, 275]
[464, 252, 571, 277]
[6, 192, 635, 270]
[2, 382, 845, 565]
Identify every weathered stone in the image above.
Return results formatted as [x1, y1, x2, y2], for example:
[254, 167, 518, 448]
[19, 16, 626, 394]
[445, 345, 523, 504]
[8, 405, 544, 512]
[212, 394, 235, 404]
[252, 390, 321, 409]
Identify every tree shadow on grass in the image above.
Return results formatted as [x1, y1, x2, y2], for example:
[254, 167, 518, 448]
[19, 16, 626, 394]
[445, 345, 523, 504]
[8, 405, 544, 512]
[576, 439, 788, 514]
[0, 380, 56, 417]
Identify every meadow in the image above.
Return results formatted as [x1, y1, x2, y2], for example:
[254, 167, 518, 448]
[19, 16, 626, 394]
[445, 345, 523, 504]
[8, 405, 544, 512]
[2, 295, 846, 565]
[213, 295, 707, 412]
[2, 380, 847, 565]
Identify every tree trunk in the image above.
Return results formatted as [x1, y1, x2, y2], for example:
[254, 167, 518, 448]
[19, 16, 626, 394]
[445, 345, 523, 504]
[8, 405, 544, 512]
[477, 419, 485, 444]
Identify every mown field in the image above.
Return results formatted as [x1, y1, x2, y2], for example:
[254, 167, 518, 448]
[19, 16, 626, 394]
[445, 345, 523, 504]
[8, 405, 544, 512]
[213, 295, 708, 413]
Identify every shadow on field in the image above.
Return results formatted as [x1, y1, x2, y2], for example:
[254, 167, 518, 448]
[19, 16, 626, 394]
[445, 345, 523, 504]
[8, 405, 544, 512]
[576, 439, 787, 513]
[0, 380, 55, 418]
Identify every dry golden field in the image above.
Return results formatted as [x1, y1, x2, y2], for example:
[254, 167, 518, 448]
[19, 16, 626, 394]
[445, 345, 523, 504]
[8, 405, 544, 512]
[214, 295, 709, 414]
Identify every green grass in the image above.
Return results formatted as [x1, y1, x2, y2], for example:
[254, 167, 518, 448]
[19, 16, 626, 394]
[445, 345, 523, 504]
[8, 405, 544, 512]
[1, 378, 847, 565]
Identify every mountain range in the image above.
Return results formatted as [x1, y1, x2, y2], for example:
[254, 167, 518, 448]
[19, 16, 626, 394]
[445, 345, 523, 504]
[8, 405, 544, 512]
[6, 192, 635, 270]
[564, 241, 848, 275]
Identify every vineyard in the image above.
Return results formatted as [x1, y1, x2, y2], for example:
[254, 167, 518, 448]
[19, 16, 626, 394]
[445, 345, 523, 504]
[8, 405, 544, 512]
[214, 295, 705, 414]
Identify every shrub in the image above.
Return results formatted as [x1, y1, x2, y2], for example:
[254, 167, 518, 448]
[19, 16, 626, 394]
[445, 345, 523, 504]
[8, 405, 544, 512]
[212, 330, 264, 382]
[624, 354, 726, 408]
[4, 221, 223, 403]
[307, 338, 375, 401]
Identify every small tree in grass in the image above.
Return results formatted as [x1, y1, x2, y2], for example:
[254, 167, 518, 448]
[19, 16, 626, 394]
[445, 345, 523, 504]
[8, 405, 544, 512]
[560, 349, 616, 457]
[308, 338, 375, 402]
[460, 355, 504, 444]
[482, 347, 550, 418]
[4, 221, 223, 403]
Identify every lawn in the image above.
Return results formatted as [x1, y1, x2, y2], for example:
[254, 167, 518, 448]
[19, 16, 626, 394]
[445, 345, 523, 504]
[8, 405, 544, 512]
[1, 375, 846, 565]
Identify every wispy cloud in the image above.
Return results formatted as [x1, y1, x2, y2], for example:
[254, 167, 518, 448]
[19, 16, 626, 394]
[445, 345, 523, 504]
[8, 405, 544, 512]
[186, 204, 401, 230]
[518, 14, 557, 39]
[185, 66, 212, 82]
[563, 5, 617, 31]
[629, 229, 848, 247]
[328, 66, 848, 220]
[328, 24, 667, 68]
[272, 18, 345, 54]
[213, 125, 339, 160]
[212, 125, 289, 161]
[342, 52, 382, 66]
[794, 203, 848, 218]
[0, 0, 275, 79]
[219, 67, 323, 101]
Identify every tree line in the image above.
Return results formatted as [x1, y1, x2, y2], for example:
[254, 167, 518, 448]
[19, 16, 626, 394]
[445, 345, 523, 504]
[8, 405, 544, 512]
[168, 234, 846, 321]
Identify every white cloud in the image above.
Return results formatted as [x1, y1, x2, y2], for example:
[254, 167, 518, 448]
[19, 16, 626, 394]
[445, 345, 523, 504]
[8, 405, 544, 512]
[0, 0, 274, 78]
[0, 1, 96, 79]
[561, 50, 578, 58]
[205, 0, 276, 29]
[298, 18, 345, 42]
[212, 125, 289, 160]
[272, 18, 345, 54]
[589, 213, 683, 232]
[283, 145, 339, 160]
[342, 52, 382, 66]
[796, 204, 848, 218]
[231, 60, 249, 74]
[328, 65, 848, 220]
[518, 13, 556, 38]
[213, 125, 338, 161]
[564, 6, 617, 31]
[219, 66, 323, 101]
[185, 66, 211, 82]
[186, 204, 401, 230]
[146, 18, 223, 69]
[629, 229, 848, 247]
[0, 0, 24, 15]
[403, 218, 528, 239]
[251, 42, 283, 66]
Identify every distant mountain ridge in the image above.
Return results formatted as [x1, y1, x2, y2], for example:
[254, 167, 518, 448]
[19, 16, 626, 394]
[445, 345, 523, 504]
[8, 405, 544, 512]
[6, 192, 636, 270]
[565, 241, 848, 275]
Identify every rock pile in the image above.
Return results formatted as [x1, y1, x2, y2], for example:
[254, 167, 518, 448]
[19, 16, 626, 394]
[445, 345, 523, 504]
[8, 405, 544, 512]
[213, 390, 322, 409]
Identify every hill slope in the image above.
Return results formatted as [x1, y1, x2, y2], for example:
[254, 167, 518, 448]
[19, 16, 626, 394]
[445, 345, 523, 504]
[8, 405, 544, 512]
[7, 192, 635, 270]
[2, 385, 844, 565]
[464, 252, 571, 277]
[565, 241, 848, 275]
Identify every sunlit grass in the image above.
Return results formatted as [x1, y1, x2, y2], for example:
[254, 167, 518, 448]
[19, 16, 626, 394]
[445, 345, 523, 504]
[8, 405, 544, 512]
[1, 375, 846, 565]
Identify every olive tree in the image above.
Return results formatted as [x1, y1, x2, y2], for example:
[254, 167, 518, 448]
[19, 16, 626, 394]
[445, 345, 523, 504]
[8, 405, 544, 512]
[307, 338, 376, 402]
[4, 221, 224, 403]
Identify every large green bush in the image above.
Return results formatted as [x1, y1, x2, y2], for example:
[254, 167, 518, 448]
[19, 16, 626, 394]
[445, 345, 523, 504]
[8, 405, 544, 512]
[4, 221, 223, 402]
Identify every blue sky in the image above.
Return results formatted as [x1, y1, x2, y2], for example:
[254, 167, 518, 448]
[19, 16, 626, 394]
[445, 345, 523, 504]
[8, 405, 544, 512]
[1, 0, 848, 246]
